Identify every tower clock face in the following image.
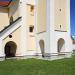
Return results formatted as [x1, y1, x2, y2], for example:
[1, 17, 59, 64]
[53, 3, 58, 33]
[54, 0, 67, 31]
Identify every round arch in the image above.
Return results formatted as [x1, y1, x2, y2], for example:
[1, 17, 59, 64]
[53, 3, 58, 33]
[5, 41, 17, 58]
[58, 38, 65, 53]
[39, 40, 45, 57]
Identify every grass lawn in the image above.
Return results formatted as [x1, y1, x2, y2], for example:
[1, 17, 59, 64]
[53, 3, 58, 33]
[0, 56, 75, 75]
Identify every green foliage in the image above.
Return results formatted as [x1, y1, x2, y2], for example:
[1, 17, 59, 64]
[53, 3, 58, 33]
[0, 56, 75, 75]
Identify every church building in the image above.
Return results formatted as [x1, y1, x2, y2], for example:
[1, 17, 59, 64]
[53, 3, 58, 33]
[0, 0, 72, 60]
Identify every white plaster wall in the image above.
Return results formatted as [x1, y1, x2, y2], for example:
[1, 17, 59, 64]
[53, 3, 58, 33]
[49, 0, 72, 55]
[72, 44, 75, 50]
[49, 0, 55, 54]
[26, 0, 35, 5]
[0, 0, 72, 57]
[0, 39, 5, 57]
[36, 32, 50, 55]
[0, 18, 21, 57]
[54, 31, 72, 53]
[19, 0, 27, 56]
[35, 0, 50, 55]
[66, 0, 70, 35]
[19, 0, 36, 56]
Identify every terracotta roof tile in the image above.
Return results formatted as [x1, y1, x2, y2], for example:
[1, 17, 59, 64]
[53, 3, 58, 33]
[0, 0, 12, 6]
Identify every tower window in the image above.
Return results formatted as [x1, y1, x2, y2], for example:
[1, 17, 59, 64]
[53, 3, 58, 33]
[27, 4, 34, 16]
[59, 9, 61, 11]
[30, 5, 34, 16]
[29, 26, 34, 32]
[60, 25, 61, 28]
[30, 5, 34, 12]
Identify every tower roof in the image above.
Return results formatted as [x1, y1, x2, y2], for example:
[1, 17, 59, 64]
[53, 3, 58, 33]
[0, 0, 12, 7]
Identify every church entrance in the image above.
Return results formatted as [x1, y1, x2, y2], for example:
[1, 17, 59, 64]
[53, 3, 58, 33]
[5, 41, 17, 58]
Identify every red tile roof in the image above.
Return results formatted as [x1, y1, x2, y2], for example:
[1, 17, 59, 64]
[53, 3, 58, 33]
[0, 0, 12, 7]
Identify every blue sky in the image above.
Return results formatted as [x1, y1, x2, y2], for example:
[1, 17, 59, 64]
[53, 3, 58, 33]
[71, 0, 75, 36]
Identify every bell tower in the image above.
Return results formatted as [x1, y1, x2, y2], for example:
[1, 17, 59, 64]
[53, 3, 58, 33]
[51, 0, 72, 54]
[54, 0, 68, 31]
[35, 0, 72, 57]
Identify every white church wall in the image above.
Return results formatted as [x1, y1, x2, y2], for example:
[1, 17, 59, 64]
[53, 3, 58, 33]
[0, 8, 9, 31]
[54, 31, 72, 53]
[0, 0, 72, 59]
[0, 38, 5, 57]
[35, 0, 50, 56]
[36, 32, 50, 55]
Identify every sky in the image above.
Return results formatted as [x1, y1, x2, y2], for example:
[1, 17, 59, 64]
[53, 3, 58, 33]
[71, 0, 75, 36]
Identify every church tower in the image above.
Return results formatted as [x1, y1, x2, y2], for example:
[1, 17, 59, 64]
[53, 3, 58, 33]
[0, 0, 72, 60]
[35, 0, 72, 57]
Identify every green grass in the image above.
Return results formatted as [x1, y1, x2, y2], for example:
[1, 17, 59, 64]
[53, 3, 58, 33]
[0, 56, 75, 75]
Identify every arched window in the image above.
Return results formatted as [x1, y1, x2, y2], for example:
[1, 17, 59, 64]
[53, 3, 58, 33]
[29, 25, 34, 32]
[5, 41, 17, 58]
[39, 40, 45, 57]
[58, 38, 65, 53]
